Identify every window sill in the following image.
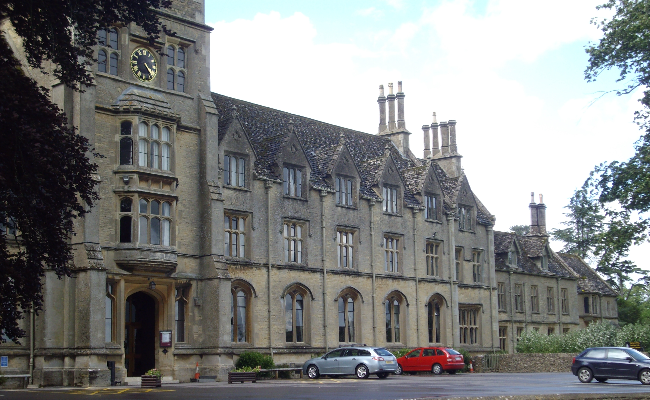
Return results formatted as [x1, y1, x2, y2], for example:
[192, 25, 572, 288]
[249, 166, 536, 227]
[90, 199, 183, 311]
[336, 204, 357, 210]
[382, 212, 402, 217]
[425, 218, 442, 223]
[224, 185, 250, 192]
[283, 195, 307, 201]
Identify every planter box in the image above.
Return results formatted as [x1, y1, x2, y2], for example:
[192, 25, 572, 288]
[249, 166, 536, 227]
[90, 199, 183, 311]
[141, 375, 162, 388]
[227, 371, 257, 384]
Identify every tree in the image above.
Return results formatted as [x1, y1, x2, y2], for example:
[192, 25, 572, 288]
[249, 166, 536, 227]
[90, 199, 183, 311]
[550, 188, 604, 261]
[0, 0, 172, 340]
[509, 225, 530, 236]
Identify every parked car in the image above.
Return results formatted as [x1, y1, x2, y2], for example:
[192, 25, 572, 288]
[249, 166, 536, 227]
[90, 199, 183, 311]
[395, 347, 464, 375]
[302, 346, 398, 379]
[571, 347, 650, 385]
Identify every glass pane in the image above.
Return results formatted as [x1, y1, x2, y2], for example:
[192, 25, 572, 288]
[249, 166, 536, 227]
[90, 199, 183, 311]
[162, 127, 170, 142]
[121, 198, 132, 212]
[109, 28, 118, 49]
[285, 295, 293, 342]
[283, 168, 288, 195]
[151, 200, 160, 215]
[167, 69, 174, 90]
[138, 139, 147, 167]
[177, 71, 185, 92]
[151, 218, 160, 245]
[139, 216, 148, 243]
[335, 178, 340, 204]
[109, 53, 118, 75]
[239, 233, 245, 257]
[162, 202, 170, 216]
[177, 48, 185, 68]
[232, 232, 237, 256]
[237, 291, 246, 342]
[119, 137, 132, 165]
[120, 216, 132, 243]
[151, 142, 159, 169]
[162, 144, 171, 171]
[139, 199, 148, 213]
[162, 220, 170, 246]
[98, 29, 107, 46]
[167, 46, 175, 65]
[238, 158, 245, 187]
[121, 121, 132, 136]
[98, 50, 107, 73]
[224, 231, 230, 256]
[296, 241, 302, 263]
[296, 295, 303, 342]
[139, 122, 147, 137]
[347, 298, 354, 342]
[230, 157, 236, 186]
[296, 169, 302, 196]
[151, 125, 159, 140]
[338, 297, 345, 342]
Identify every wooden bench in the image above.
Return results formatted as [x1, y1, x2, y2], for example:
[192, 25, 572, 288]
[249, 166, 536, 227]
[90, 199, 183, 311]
[2, 374, 31, 389]
[227, 371, 257, 384]
[259, 367, 304, 379]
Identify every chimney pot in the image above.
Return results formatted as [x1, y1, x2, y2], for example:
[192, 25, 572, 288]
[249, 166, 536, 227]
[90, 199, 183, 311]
[432, 112, 437, 124]
[388, 82, 394, 95]
[423, 124, 431, 158]
[379, 85, 385, 97]
[397, 81, 403, 93]
[539, 193, 544, 204]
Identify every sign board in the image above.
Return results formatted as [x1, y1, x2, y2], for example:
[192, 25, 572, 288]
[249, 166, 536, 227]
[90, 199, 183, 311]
[627, 341, 644, 351]
[0, 356, 8, 368]
[160, 330, 172, 347]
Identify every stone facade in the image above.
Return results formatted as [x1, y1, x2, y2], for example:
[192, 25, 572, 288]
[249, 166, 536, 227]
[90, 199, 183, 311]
[0, 0, 616, 387]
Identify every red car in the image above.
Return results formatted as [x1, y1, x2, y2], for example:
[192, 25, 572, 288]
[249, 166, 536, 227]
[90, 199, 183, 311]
[395, 347, 464, 375]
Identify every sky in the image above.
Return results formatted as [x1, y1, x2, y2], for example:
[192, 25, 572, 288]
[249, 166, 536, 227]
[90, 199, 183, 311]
[204, 0, 648, 267]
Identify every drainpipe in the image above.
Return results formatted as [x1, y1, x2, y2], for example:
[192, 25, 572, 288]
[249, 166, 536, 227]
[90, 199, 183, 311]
[29, 305, 34, 385]
[556, 278, 562, 334]
[321, 190, 328, 352]
[412, 209, 419, 346]
[265, 180, 273, 357]
[370, 200, 377, 345]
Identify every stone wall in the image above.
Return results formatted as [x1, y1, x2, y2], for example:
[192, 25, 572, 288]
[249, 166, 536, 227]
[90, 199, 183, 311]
[473, 353, 574, 373]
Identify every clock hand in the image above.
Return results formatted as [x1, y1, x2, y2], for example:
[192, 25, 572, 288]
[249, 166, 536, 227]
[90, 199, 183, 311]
[145, 63, 154, 75]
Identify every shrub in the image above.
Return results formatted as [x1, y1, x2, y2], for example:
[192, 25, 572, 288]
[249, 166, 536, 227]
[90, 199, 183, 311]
[391, 348, 412, 358]
[144, 368, 162, 378]
[235, 351, 274, 377]
[457, 348, 473, 372]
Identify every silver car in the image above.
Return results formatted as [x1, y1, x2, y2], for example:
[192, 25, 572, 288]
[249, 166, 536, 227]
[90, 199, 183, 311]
[302, 346, 398, 379]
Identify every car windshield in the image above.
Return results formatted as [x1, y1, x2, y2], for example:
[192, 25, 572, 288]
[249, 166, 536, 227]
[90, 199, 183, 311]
[446, 349, 460, 355]
[374, 348, 394, 357]
[626, 348, 650, 361]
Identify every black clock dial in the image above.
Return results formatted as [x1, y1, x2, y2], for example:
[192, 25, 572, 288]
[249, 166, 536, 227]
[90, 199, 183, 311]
[130, 48, 157, 82]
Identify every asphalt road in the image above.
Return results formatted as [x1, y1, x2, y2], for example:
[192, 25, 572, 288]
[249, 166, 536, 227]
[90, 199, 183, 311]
[1, 372, 650, 399]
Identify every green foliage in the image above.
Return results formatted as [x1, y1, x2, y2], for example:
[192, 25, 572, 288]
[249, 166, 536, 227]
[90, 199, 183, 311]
[0, 370, 5, 386]
[235, 351, 274, 371]
[233, 366, 261, 373]
[456, 348, 473, 371]
[509, 225, 530, 236]
[515, 321, 650, 353]
[391, 348, 412, 358]
[145, 368, 162, 378]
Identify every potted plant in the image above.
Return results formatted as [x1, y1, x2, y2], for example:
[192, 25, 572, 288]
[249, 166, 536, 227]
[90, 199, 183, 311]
[227, 366, 261, 384]
[141, 368, 162, 388]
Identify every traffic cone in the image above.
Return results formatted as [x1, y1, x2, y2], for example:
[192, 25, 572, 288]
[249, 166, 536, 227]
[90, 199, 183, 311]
[195, 361, 200, 380]
[469, 362, 474, 373]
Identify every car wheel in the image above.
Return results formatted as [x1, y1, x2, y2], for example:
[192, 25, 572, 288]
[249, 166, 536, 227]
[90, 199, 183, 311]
[394, 364, 403, 375]
[307, 365, 320, 379]
[447, 370, 457, 375]
[432, 363, 443, 375]
[640, 369, 650, 385]
[577, 367, 593, 383]
[377, 372, 389, 379]
[355, 364, 369, 379]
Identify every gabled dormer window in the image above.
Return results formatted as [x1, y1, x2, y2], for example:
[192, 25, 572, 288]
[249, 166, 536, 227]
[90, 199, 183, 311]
[336, 176, 354, 207]
[424, 194, 439, 220]
[382, 185, 398, 214]
[283, 166, 303, 198]
[541, 253, 549, 271]
[507, 247, 517, 267]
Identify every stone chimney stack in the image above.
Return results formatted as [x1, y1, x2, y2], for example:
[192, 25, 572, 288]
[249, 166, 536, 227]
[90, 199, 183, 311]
[378, 85, 387, 134]
[387, 83, 396, 131]
[529, 192, 548, 235]
[449, 120, 457, 154]
[422, 124, 431, 158]
[440, 121, 450, 156]
[430, 112, 440, 157]
[397, 81, 406, 130]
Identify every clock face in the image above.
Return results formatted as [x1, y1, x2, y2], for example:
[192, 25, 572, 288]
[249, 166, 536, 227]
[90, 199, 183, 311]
[130, 48, 157, 82]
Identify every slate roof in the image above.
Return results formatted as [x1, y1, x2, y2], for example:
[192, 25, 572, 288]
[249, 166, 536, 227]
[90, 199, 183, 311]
[493, 231, 576, 279]
[211, 93, 495, 223]
[558, 253, 618, 296]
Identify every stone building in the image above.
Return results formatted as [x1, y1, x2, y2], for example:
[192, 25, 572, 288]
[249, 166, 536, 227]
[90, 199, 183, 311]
[494, 194, 618, 353]
[0, 0, 615, 387]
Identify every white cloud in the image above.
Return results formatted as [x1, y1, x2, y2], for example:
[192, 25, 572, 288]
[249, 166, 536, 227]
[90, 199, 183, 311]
[356, 7, 384, 19]
[384, 0, 405, 10]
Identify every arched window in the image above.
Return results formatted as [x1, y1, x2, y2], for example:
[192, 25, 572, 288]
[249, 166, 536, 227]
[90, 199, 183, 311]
[167, 45, 175, 66]
[177, 48, 185, 68]
[167, 69, 174, 90]
[338, 295, 355, 343]
[427, 296, 444, 343]
[109, 53, 118, 75]
[98, 50, 107, 73]
[138, 122, 148, 167]
[150, 200, 161, 245]
[175, 286, 188, 342]
[137, 198, 172, 246]
[109, 28, 118, 49]
[98, 28, 107, 47]
[177, 71, 185, 93]
[105, 282, 116, 342]
[231, 283, 252, 343]
[584, 297, 590, 314]
[120, 122, 133, 165]
[119, 198, 132, 242]
[138, 199, 148, 243]
[161, 202, 171, 246]
[385, 293, 404, 343]
[285, 289, 307, 343]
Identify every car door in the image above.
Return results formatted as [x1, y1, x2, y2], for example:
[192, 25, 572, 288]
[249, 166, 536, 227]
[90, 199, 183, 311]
[337, 348, 359, 375]
[606, 349, 638, 378]
[321, 349, 345, 374]
[402, 349, 422, 371]
[582, 348, 607, 376]
[420, 348, 436, 371]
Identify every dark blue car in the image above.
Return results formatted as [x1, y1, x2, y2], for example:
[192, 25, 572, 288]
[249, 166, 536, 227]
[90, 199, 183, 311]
[571, 347, 650, 384]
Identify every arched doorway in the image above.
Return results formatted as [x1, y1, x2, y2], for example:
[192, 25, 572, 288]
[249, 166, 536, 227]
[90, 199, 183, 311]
[125, 291, 156, 377]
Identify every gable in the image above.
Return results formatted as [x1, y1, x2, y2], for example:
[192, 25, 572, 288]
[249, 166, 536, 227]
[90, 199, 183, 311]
[456, 176, 477, 209]
[220, 117, 256, 162]
[422, 164, 443, 196]
[380, 156, 403, 188]
[332, 145, 361, 181]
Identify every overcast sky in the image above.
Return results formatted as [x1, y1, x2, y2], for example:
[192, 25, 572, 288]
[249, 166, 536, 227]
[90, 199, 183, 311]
[204, 0, 648, 266]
